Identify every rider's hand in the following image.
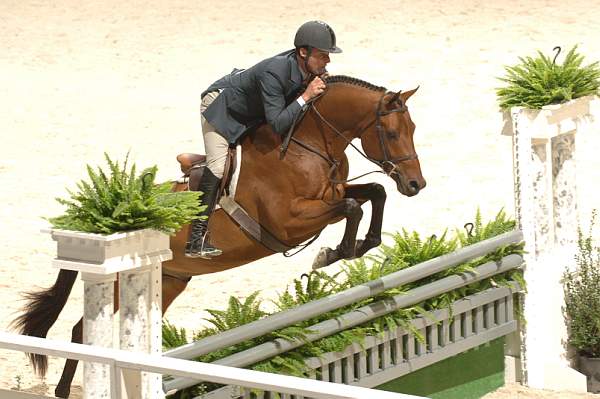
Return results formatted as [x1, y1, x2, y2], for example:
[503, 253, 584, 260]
[301, 77, 326, 102]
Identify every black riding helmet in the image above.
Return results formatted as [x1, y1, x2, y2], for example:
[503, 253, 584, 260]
[294, 21, 342, 53]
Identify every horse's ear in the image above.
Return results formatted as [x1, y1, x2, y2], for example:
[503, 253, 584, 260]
[400, 86, 419, 102]
[384, 91, 401, 105]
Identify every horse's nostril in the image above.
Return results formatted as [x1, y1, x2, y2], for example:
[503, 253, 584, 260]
[409, 180, 420, 192]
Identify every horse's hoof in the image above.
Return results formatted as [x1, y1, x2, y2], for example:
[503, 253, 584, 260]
[312, 247, 329, 270]
[55, 387, 70, 398]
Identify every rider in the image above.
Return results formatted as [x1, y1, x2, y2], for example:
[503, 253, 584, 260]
[185, 20, 343, 258]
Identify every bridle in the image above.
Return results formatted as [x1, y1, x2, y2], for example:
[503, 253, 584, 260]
[290, 90, 418, 184]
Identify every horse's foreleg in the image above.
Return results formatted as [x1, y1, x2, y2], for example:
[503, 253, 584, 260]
[310, 198, 364, 269]
[285, 198, 363, 268]
[343, 183, 387, 258]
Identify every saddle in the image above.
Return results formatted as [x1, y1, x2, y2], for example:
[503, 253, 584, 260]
[176, 150, 237, 196]
[175, 150, 293, 253]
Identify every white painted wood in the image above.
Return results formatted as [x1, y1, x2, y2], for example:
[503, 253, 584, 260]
[382, 339, 392, 368]
[46, 228, 172, 274]
[464, 311, 473, 338]
[485, 303, 494, 329]
[473, 307, 483, 334]
[406, 333, 415, 360]
[343, 356, 353, 383]
[320, 363, 329, 382]
[440, 320, 450, 348]
[81, 272, 116, 399]
[119, 262, 164, 399]
[45, 228, 172, 398]
[0, 332, 425, 399]
[333, 359, 343, 383]
[429, 324, 439, 352]
[2, 284, 517, 398]
[52, 250, 172, 275]
[357, 350, 367, 380]
[392, 337, 402, 365]
[504, 96, 596, 392]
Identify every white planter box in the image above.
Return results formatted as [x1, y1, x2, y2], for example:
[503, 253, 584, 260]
[501, 95, 600, 139]
[44, 228, 172, 274]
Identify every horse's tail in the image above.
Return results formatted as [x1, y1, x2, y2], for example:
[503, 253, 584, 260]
[10, 269, 78, 377]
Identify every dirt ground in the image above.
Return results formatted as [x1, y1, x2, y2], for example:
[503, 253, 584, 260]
[2, 0, 600, 397]
[482, 384, 600, 399]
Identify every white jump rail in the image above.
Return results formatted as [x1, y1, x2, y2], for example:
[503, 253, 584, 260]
[199, 284, 520, 399]
[163, 233, 524, 395]
[0, 331, 427, 399]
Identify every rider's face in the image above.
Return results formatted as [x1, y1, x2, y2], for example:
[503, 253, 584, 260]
[303, 48, 330, 75]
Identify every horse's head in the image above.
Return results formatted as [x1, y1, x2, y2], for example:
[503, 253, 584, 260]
[359, 87, 426, 197]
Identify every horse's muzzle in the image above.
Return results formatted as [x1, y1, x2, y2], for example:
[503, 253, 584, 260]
[395, 175, 426, 197]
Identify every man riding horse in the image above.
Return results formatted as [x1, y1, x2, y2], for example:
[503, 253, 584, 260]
[186, 20, 342, 259]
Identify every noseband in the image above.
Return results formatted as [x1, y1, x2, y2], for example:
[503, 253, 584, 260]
[296, 91, 418, 182]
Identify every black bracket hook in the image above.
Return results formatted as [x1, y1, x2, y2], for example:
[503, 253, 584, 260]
[552, 46, 562, 66]
[464, 222, 474, 237]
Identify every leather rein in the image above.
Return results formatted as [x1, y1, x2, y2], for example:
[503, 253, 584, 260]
[289, 90, 418, 185]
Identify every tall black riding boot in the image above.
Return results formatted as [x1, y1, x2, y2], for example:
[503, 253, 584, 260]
[185, 168, 223, 258]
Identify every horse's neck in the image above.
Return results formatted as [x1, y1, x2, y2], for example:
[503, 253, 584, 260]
[299, 85, 379, 160]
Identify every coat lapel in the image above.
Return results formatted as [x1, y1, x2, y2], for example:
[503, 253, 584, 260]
[287, 52, 304, 94]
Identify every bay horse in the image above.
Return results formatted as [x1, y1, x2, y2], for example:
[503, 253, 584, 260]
[12, 75, 425, 398]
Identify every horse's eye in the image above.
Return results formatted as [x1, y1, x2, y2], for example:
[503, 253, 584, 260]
[386, 130, 399, 140]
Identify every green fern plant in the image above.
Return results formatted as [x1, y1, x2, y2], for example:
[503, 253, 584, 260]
[162, 321, 208, 399]
[48, 153, 202, 234]
[456, 208, 516, 246]
[273, 271, 342, 311]
[163, 320, 189, 350]
[340, 255, 406, 289]
[204, 291, 266, 332]
[496, 45, 600, 110]
[383, 229, 458, 267]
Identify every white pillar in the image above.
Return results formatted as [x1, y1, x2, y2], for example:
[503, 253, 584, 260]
[82, 272, 117, 399]
[119, 259, 164, 399]
[552, 133, 578, 248]
[48, 228, 172, 399]
[502, 96, 597, 392]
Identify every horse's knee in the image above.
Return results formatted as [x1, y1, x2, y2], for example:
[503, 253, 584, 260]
[369, 183, 387, 201]
[343, 198, 363, 217]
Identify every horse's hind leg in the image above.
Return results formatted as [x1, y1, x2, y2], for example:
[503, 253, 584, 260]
[54, 272, 190, 398]
[162, 271, 192, 311]
[54, 318, 82, 398]
[343, 183, 387, 258]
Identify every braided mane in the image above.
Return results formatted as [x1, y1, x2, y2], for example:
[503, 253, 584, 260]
[324, 75, 386, 92]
